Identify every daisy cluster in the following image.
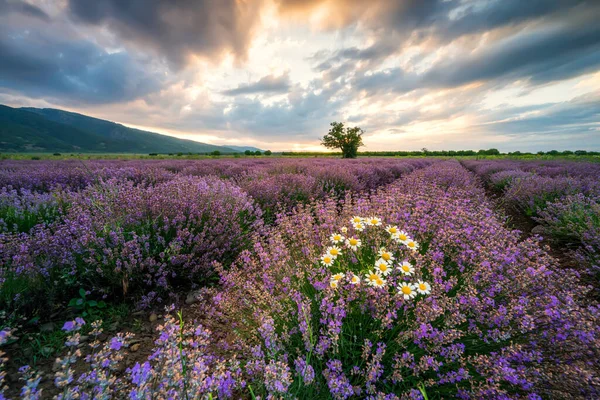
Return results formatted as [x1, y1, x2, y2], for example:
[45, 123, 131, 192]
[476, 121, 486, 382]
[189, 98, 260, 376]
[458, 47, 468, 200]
[323, 216, 430, 301]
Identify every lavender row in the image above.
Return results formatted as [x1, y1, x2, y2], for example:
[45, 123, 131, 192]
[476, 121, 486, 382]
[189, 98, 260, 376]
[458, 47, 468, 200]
[464, 159, 600, 291]
[4, 161, 597, 398]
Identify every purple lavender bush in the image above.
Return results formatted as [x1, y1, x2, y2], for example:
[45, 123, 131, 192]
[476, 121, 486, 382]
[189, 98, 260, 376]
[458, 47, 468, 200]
[195, 162, 599, 399]
[0, 175, 262, 314]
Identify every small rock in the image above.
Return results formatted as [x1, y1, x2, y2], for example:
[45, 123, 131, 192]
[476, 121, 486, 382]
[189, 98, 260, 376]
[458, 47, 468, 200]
[531, 225, 545, 235]
[149, 313, 157, 323]
[130, 343, 141, 352]
[40, 322, 55, 332]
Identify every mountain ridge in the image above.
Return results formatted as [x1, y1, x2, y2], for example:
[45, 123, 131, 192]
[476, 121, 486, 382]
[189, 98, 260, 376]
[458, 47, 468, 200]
[0, 105, 249, 154]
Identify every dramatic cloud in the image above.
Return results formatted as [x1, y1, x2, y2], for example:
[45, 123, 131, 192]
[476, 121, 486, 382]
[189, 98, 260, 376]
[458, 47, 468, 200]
[67, 0, 264, 68]
[222, 73, 292, 96]
[0, 0, 599, 150]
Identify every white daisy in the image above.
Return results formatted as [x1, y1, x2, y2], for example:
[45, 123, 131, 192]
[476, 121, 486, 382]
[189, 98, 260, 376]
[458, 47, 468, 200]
[350, 216, 363, 225]
[341, 226, 348, 234]
[321, 254, 334, 267]
[365, 216, 382, 226]
[378, 247, 395, 263]
[349, 274, 361, 285]
[398, 261, 415, 276]
[365, 270, 386, 288]
[398, 282, 417, 300]
[330, 280, 339, 289]
[385, 225, 399, 235]
[330, 233, 345, 244]
[393, 230, 411, 243]
[326, 246, 342, 258]
[345, 237, 362, 250]
[374, 258, 392, 276]
[353, 222, 365, 232]
[405, 239, 420, 251]
[331, 273, 345, 282]
[416, 280, 431, 295]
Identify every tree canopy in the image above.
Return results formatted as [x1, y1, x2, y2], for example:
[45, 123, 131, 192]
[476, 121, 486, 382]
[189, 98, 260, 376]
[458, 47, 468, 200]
[321, 122, 364, 158]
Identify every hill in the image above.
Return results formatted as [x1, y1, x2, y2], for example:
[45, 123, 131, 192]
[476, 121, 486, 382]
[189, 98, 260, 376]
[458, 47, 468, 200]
[0, 105, 237, 154]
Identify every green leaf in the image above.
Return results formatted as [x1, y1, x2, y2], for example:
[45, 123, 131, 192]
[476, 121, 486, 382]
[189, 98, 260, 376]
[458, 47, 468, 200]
[87, 300, 97, 307]
[97, 301, 107, 308]
[79, 288, 86, 298]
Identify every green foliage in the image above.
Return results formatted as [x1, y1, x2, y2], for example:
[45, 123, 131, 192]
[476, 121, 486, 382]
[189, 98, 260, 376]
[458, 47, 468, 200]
[254, 150, 262, 156]
[264, 150, 272, 156]
[211, 150, 221, 156]
[68, 288, 107, 319]
[321, 122, 364, 159]
[245, 150, 253, 156]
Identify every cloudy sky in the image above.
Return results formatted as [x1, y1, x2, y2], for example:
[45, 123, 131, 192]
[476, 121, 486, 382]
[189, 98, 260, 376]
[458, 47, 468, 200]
[1, 0, 600, 151]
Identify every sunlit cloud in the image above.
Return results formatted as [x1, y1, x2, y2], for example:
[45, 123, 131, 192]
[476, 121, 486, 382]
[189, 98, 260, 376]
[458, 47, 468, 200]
[1, 0, 599, 151]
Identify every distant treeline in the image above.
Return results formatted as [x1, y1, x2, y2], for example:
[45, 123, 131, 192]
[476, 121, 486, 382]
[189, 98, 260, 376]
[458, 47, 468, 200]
[281, 149, 600, 157]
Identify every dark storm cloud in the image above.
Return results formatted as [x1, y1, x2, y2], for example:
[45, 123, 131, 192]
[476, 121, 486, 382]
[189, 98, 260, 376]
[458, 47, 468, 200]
[67, 0, 263, 68]
[0, 27, 165, 104]
[222, 73, 292, 96]
[353, 15, 600, 96]
[0, 0, 49, 21]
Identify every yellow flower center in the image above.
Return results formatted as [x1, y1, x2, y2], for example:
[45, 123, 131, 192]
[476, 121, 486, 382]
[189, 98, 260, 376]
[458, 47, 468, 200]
[402, 286, 412, 295]
[419, 283, 427, 290]
[382, 253, 391, 261]
[402, 265, 410, 272]
[389, 227, 397, 233]
[399, 234, 407, 241]
[330, 281, 338, 288]
[369, 273, 378, 281]
[334, 235, 341, 241]
[349, 238, 358, 246]
[378, 264, 388, 272]
[371, 219, 378, 224]
[330, 249, 339, 256]
[375, 277, 384, 285]
[323, 257, 331, 263]
[353, 217, 361, 223]
[352, 276, 359, 283]
[408, 242, 415, 248]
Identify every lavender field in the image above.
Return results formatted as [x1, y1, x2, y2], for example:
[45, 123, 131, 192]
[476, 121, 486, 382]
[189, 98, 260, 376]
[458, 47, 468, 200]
[1, 158, 599, 399]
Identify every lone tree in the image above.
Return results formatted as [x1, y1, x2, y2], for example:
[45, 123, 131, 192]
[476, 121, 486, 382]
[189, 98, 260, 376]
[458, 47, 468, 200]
[322, 122, 364, 158]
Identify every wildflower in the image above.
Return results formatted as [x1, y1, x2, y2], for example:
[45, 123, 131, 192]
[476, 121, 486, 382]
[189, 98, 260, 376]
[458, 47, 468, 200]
[330, 233, 345, 244]
[398, 261, 415, 276]
[405, 239, 420, 251]
[365, 270, 386, 288]
[385, 225, 399, 235]
[349, 274, 361, 285]
[345, 236, 362, 250]
[398, 282, 417, 300]
[374, 258, 392, 276]
[331, 273, 345, 282]
[327, 246, 342, 258]
[353, 221, 365, 231]
[340, 226, 348, 234]
[394, 230, 410, 242]
[378, 247, 395, 262]
[351, 216, 363, 224]
[330, 280, 339, 289]
[321, 254, 334, 267]
[365, 216, 382, 226]
[416, 280, 431, 295]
